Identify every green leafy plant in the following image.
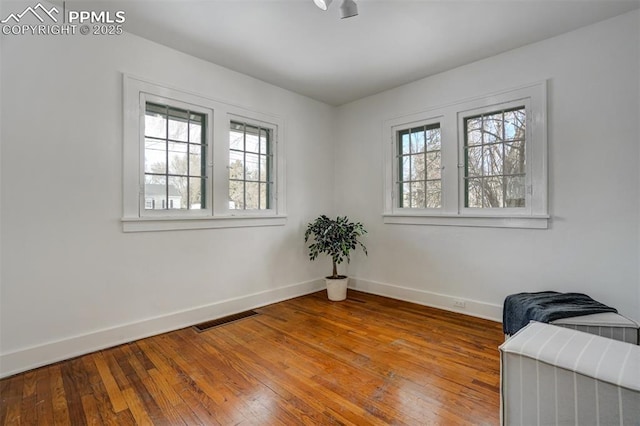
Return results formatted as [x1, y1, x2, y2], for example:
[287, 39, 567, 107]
[304, 215, 367, 279]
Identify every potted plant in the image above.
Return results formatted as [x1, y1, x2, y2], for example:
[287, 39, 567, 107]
[304, 215, 367, 301]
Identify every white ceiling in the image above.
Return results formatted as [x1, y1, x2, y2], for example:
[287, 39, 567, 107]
[75, 0, 639, 105]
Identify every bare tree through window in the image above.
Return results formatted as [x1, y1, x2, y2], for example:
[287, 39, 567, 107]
[397, 123, 442, 209]
[464, 107, 526, 208]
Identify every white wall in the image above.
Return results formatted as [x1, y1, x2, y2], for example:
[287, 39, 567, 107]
[335, 10, 640, 322]
[0, 13, 336, 376]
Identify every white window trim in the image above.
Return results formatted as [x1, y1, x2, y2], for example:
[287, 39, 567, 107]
[392, 116, 444, 212]
[383, 81, 548, 229]
[225, 114, 279, 215]
[138, 93, 214, 219]
[122, 74, 286, 232]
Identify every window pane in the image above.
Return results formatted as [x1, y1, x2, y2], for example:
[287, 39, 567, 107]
[466, 146, 482, 177]
[426, 151, 441, 180]
[145, 175, 166, 210]
[189, 121, 202, 143]
[168, 142, 188, 175]
[484, 177, 504, 208]
[504, 109, 525, 140]
[466, 117, 482, 146]
[245, 153, 259, 181]
[426, 180, 441, 209]
[483, 143, 503, 176]
[229, 180, 244, 209]
[145, 106, 166, 139]
[246, 129, 260, 153]
[410, 129, 425, 154]
[230, 129, 244, 150]
[505, 176, 525, 207]
[168, 176, 187, 209]
[245, 182, 259, 209]
[426, 127, 441, 151]
[260, 129, 269, 155]
[401, 156, 411, 182]
[400, 131, 410, 155]
[168, 109, 189, 142]
[145, 139, 166, 174]
[482, 113, 502, 143]
[466, 178, 482, 208]
[189, 177, 204, 209]
[229, 151, 244, 180]
[410, 181, 425, 208]
[259, 183, 268, 209]
[410, 155, 425, 181]
[402, 182, 411, 208]
[189, 144, 204, 178]
[504, 141, 525, 175]
[259, 155, 268, 182]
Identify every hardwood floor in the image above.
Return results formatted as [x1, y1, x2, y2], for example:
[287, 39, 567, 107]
[0, 290, 504, 425]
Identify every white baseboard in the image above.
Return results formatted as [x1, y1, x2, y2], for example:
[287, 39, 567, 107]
[0, 279, 324, 379]
[349, 278, 503, 323]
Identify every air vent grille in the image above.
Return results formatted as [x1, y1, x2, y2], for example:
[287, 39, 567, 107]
[193, 310, 259, 332]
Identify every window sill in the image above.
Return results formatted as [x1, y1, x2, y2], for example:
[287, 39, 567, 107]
[122, 215, 287, 232]
[383, 213, 549, 229]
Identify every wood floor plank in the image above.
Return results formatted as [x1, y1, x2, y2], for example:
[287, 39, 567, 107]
[92, 353, 128, 413]
[146, 368, 202, 425]
[102, 351, 130, 391]
[2, 375, 23, 425]
[35, 367, 54, 425]
[60, 359, 89, 426]
[121, 387, 154, 425]
[124, 368, 167, 424]
[20, 370, 38, 425]
[0, 290, 503, 425]
[139, 369, 186, 425]
[49, 365, 72, 425]
[81, 393, 104, 426]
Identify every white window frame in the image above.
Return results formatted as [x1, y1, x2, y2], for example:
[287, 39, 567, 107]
[139, 93, 214, 219]
[383, 81, 548, 229]
[224, 114, 278, 216]
[391, 116, 444, 214]
[122, 74, 286, 232]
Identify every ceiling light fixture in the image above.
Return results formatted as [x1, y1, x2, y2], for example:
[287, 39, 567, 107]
[313, 0, 332, 11]
[314, 0, 358, 19]
[339, 0, 358, 19]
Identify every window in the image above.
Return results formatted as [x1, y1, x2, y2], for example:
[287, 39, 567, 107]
[397, 123, 442, 209]
[122, 75, 286, 232]
[229, 121, 273, 210]
[144, 103, 207, 211]
[384, 81, 547, 229]
[464, 107, 526, 209]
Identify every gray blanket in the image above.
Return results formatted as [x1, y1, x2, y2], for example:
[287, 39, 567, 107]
[503, 291, 617, 335]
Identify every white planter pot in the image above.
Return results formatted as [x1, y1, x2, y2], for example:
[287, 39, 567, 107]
[325, 277, 349, 301]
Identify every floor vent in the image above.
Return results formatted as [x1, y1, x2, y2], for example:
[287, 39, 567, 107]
[193, 310, 259, 332]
